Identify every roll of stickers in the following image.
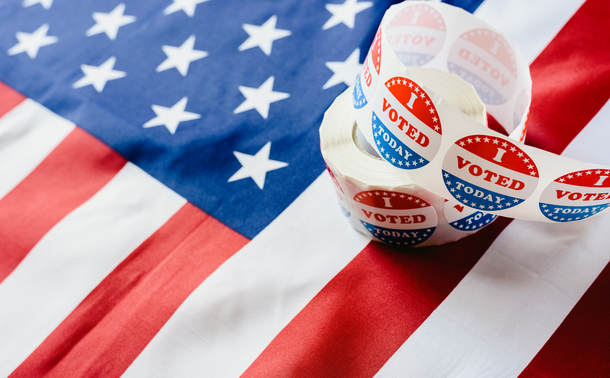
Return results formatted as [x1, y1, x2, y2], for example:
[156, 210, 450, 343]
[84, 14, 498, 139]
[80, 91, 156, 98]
[320, 67, 498, 247]
[352, 1, 610, 223]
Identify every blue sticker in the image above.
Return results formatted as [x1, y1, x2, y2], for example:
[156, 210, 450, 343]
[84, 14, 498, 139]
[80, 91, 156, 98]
[352, 75, 368, 109]
[372, 112, 429, 169]
[352, 190, 438, 247]
[539, 169, 610, 222]
[443, 170, 524, 210]
[360, 221, 435, 246]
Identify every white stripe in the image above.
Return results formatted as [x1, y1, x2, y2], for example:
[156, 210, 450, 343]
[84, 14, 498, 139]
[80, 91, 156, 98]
[0, 162, 185, 376]
[122, 172, 370, 378]
[0, 99, 74, 200]
[475, 0, 587, 64]
[375, 114, 610, 375]
[561, 97, 610, 165]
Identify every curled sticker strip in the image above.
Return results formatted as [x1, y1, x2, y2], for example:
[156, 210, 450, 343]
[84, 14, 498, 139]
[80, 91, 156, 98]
[353, 1, 610, 223]
[321, 87, 497, 248]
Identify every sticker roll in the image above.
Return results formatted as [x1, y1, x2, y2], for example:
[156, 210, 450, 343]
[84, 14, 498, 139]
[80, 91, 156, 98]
[321, 68, 497, 247]
[353, 1, 610, 223]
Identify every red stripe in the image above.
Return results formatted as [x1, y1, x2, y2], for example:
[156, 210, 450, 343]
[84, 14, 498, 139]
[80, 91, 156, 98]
[0, 127, 126, 283]
[10, 203, 249, 378]
[527, 0, 610, 155]
[518, 261, 610, 378]
[0, 81, 25, 117]
[242, 1, 610, 376]
[241, 218, 512, 378]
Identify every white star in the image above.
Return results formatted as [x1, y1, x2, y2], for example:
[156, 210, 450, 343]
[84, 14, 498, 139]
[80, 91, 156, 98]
[86, 3, 136, 40]
[323, 0, 373, 30]
[143, 97, 200, 134]
[164, 0, 210, 17]
[238, 15, 291, 56]
[72, 56, 126, 92]
[23, 0, 53, 9]
[228, 142, 288, 189]
[156, 35, 208, 76]
[234, 76, 290, 119]
[8, 24, 57, 59]
[322, 48, 362, 90]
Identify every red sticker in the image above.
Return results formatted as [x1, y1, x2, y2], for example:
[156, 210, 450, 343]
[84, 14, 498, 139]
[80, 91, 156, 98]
[448, 29, 517, 105]
[385, 3, 446, 67]
[370, 26, 382, 75]
[372, 76, 441, 169]
[353, 27, 382, 109]
[539, 169, 610, 222]
[442, 135, 539, 211]
[353, 190, 437, 246]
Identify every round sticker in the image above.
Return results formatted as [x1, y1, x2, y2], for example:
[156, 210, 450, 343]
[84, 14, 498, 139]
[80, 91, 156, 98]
[372, 76, 442, 169]
[448, 28, 517, 105]
[326, 166, 351, 217]
[443, 199, 497, 231]
[353, 190, 437, 246]
[442, 135, 539, 210]
[353, 27, 382, 109]
[539, 169, 610, 222]
[385, 3, 446, 67]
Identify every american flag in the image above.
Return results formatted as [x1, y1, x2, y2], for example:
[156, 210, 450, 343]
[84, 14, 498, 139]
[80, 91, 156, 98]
[0, 0, 608, 376]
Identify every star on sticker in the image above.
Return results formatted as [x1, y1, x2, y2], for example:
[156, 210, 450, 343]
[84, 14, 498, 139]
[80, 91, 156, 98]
[86, 3, 136, 40]
[234, 76, 290, 119]
[228, 142, 288, 189]
[322, 0, 373, 30]
[157, 35, 207, 76]
[164, 0, 210, 17]
[322, 48, 362, 90]
[72, 56, 126, 92]
[23, 0, 53, 9]
[143, 97, 200, 134]
[8, 24, 57, 59]
[238, 15, 291, 56]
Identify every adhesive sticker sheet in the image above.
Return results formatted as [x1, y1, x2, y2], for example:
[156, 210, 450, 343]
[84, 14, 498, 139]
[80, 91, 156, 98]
[352, 1, 610, 223]
[321, 89, 497, 248]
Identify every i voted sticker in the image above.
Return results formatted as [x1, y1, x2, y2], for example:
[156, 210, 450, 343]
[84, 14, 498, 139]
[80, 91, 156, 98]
[353, 27, 382, 109]
[353, 190, 437, 246]
[443, 199, 497, 231]
[448, 28, 517, 105]
[326, 166, 351, 217]
[385, 3, 446, 67]
[442, 135, 539, 210]
[539, 169, 610, 222]
[372, 77, 441, 169]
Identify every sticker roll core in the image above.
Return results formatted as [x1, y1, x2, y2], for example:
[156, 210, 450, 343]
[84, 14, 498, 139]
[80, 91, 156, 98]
[352, 1, 610, 223]
[320, 71, 497, 247]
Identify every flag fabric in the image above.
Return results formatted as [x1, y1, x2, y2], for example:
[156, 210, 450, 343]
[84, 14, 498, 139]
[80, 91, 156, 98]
[0, 0, 609, 376]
